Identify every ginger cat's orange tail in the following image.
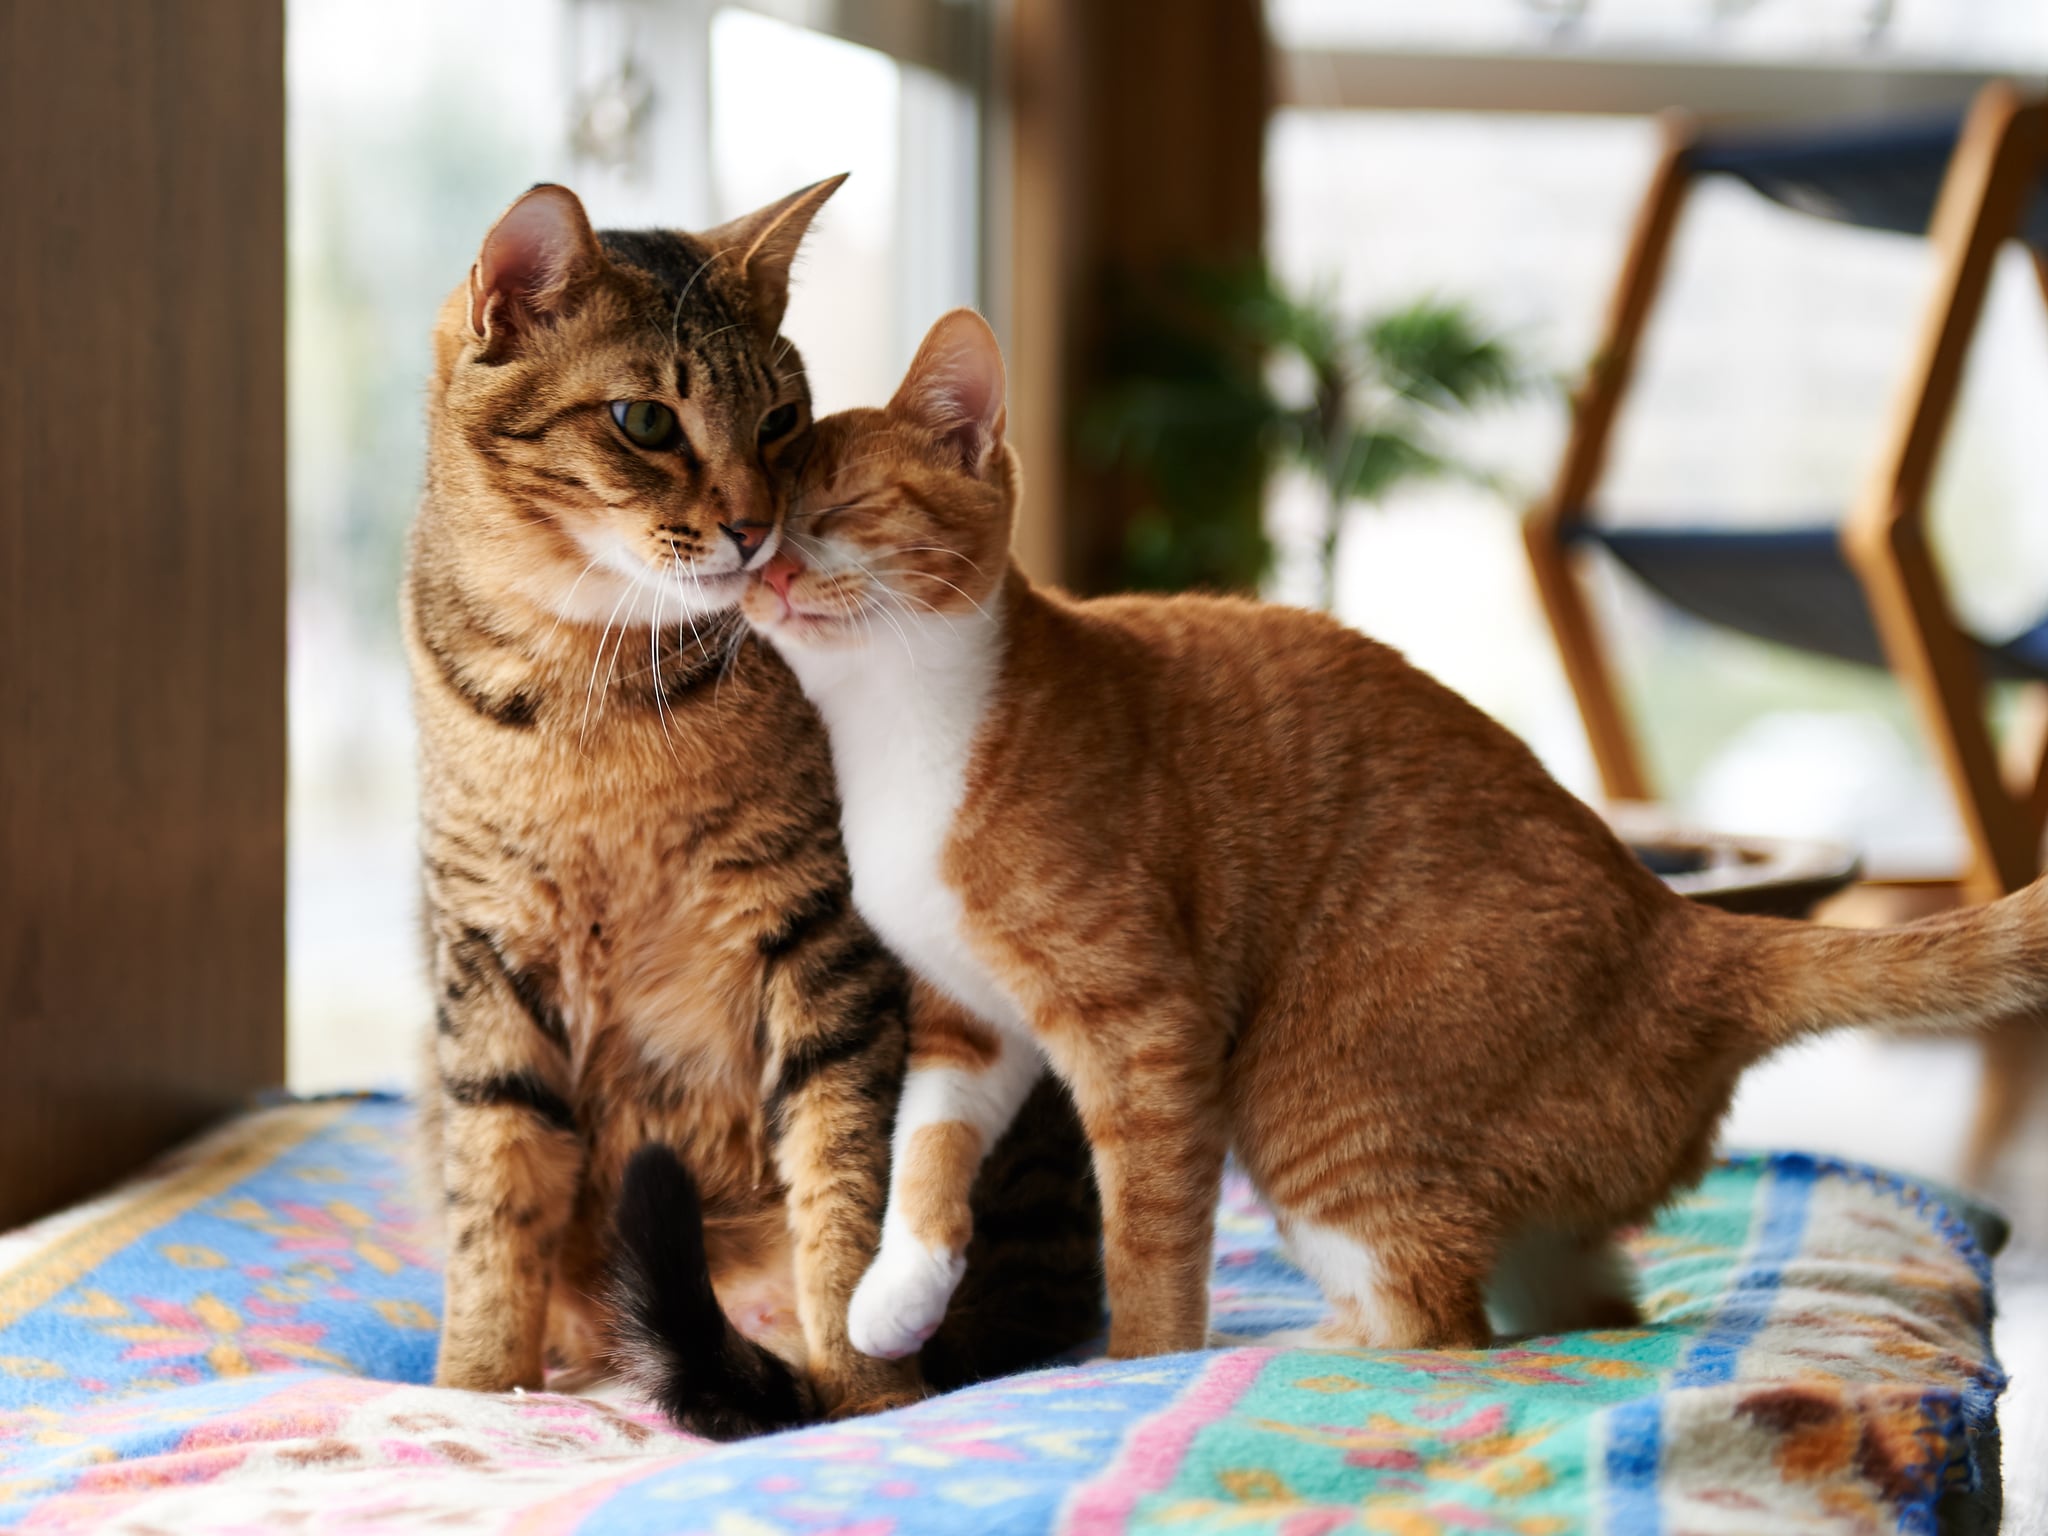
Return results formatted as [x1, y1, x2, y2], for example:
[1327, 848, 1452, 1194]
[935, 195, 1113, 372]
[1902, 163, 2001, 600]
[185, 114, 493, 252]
[1722, 877, 2048, 1055]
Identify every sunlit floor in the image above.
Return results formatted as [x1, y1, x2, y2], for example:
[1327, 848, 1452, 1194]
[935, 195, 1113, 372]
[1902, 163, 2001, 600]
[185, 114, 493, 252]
[1723, 1032, 2048, 1532]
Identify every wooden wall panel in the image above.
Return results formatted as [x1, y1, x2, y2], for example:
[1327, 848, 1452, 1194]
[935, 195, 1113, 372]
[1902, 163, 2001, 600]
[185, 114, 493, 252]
[1003, 0, 1270, 592]
[0, 1, 286, 1227]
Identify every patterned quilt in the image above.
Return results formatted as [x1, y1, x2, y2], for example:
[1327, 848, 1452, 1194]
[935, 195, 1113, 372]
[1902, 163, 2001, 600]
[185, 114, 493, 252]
[0, 1095, 2008, 1535]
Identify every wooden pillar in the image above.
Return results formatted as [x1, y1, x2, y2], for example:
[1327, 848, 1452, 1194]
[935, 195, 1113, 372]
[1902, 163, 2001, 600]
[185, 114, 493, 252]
[1001, 0, 1269, 592]
[0, 1, 287, 1227]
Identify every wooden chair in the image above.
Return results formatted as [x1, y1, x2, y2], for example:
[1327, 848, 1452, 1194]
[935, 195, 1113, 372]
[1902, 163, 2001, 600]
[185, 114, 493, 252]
[1525, 82, 2048, 1182]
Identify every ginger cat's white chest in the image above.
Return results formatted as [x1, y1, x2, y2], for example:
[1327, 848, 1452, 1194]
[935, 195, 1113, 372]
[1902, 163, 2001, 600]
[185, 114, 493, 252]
[785, 616, 1029, 1039]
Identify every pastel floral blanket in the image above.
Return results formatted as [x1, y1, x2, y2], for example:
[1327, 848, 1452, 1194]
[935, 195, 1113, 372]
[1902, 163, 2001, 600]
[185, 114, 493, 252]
[0, 1095, 2008, 1534]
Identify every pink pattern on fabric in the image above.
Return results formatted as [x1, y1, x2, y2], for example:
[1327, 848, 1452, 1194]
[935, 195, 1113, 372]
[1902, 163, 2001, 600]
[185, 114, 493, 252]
[1059, 1350, 1269, 1535]
[501, 1458, 690, 1536]
[1277, 1514, 1352, 1536]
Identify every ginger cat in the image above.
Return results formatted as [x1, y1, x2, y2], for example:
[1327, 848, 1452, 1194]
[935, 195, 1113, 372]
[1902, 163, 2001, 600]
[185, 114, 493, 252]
[741, 307, 2048, 1362]
[407, 187, 1098, 1438]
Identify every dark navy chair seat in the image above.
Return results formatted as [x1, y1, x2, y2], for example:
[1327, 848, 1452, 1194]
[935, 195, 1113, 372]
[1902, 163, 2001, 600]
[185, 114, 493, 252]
[1555, 112, 2048, 688]
[1567, 520, 2048, 684]
[1686, 111, 2048, 248]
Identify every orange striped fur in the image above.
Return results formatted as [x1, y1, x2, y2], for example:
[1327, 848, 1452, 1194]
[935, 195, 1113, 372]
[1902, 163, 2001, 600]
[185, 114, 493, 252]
[746, 309, 2048, 1360]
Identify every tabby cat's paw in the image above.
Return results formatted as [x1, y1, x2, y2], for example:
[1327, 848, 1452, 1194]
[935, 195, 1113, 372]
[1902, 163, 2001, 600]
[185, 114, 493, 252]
[848, 1242, 965, 1360]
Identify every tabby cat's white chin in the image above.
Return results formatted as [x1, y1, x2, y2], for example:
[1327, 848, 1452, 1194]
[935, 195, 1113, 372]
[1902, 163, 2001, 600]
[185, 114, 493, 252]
[540, 559, 747, 629]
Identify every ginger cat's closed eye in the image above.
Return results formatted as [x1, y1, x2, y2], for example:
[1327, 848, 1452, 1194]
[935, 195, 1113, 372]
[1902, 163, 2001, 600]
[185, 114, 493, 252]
[745, 307, 2048, 1362]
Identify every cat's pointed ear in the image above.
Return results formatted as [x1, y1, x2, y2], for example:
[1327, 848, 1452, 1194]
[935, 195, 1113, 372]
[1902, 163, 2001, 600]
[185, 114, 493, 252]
[467, 184, 602, 347]
[890, 309, 1008, 478]
[701, 174, 847, 336]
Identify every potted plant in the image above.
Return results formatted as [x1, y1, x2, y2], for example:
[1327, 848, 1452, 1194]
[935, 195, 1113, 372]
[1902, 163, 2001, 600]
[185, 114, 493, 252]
[1086, 265, 1528, 607]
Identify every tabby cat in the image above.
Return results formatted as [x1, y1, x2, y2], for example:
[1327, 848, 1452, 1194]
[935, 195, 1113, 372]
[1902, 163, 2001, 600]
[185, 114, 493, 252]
[405, 190, 1098, 1437]
[742, 307, 2048, 1363]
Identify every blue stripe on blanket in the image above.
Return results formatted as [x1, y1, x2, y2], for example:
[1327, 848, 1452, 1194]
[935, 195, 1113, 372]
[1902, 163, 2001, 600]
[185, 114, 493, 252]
[1602, 1397, 1664, 1536]
[1598, 1156, 1819, 1535]
[1676, 1155, 1817, 1387]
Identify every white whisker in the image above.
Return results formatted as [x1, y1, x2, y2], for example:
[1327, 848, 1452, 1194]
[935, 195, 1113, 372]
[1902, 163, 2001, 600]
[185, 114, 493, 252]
[686, 569, 714, 660]
[683, 561, 741, 711]
[668, 552, 713, 663]
[892, 567, 991, 621]
[719, 614, 751, 690]
[539, 557, 605, 653]
[817, 541, 991, 625]
[648, 570, 684, 765]
[888, 545, 986, 576]
[597, 592, 636, 723]
[878, 584, 946, 620]
[580, 582, 637, 749]
[859, 590, 916, 662]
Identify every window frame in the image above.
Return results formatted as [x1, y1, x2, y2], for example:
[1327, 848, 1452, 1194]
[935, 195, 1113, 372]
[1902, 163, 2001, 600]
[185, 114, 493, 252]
[563, 0, 994, 334]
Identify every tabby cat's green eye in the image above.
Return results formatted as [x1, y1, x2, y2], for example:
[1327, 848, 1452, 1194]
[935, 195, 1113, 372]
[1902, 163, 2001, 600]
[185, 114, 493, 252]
[611, 399, 682, 451]
[758, 403, 800, 444]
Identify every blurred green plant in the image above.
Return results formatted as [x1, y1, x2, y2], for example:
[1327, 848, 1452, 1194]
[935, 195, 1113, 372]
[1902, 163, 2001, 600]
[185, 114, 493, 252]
[1084, 265, 1530, 606]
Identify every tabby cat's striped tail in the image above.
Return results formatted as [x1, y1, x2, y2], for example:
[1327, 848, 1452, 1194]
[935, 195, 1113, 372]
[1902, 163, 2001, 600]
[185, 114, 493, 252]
[608, 1145, 814, 1441]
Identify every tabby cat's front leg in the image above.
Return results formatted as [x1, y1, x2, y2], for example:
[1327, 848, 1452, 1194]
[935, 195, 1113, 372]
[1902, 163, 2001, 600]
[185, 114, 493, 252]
[759, 911, 927, 1417]
[428, 919, 581, 1392]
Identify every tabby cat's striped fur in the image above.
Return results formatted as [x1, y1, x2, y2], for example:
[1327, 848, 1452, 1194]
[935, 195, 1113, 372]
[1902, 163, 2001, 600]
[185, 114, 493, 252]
[405, 185, 1098, 1436]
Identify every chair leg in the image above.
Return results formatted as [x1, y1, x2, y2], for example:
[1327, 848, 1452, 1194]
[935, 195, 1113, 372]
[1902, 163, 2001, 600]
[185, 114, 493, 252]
[2003, 682, 2048, 851]
[1523, 526, 1651, 801]
[1525, 116, 1694, 805]
[1843, 84, 2048, 904]
[1965, 1017, 2042, 1189]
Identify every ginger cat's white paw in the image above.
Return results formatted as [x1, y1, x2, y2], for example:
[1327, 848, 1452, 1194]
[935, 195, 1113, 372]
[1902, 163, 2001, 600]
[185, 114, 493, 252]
[848, 1241, 966, 1359]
